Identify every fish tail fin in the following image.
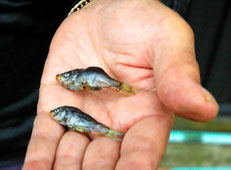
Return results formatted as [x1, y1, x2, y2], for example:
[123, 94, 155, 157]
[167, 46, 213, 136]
[106, 129, 124, 141]
[119, 83, 136, 95]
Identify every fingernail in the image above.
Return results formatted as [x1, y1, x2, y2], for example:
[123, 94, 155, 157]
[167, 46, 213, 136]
[202, 87, 218, 104]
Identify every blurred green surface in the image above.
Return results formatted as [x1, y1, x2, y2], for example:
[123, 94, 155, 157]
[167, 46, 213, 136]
[172, 116, 231, 132]
[160, 116, 231, 167]
[160, 143, 231, 167]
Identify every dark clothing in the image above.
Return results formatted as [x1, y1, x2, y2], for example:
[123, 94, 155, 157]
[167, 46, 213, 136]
[186, 0, 231, 107]
[0, 162, 23, 170]
[163, 0, 231, 115]
[0, 0, 74, 167]
[0, 0, 230, 167]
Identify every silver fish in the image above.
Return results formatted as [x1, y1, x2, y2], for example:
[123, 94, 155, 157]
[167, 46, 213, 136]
[56, 67, 136, 95]
[50, 106, 124, 141]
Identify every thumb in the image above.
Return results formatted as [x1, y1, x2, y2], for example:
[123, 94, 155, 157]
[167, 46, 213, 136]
[153, 12, 219, 122]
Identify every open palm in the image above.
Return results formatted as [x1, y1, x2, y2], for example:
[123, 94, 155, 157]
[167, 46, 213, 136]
[23, 0, 218, 169]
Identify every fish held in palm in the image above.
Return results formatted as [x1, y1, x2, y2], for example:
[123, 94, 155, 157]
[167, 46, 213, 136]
[50, 106, 124, 141]
[56, 66, 136, 95]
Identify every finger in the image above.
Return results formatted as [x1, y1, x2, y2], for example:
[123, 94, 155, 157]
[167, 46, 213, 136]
[116, 113, 173, 170]
[153, 13, 219, 121]
[82, 137, 121, 170]
[22, 113, 65, 170]
[53, 131, 90, 170]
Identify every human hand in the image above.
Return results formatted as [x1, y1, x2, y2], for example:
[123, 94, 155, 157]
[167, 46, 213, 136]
[23, 0, 218, 169]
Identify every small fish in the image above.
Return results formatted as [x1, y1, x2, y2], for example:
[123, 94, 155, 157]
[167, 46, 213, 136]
[56, 66, 136, 95]
[50, 106, 124, 141]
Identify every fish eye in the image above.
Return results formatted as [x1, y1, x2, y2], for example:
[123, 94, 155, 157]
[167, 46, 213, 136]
[54, 108, 60, 114]
[64, 72, 71, 78]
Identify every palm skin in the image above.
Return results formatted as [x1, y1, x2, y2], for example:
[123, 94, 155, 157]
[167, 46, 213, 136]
[23, 0, 218, 170]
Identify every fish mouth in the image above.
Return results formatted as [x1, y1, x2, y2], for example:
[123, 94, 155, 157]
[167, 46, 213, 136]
[56, 74, 62, 82]
[50, 110, 55, 117]
[56, 74, 73, 89]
